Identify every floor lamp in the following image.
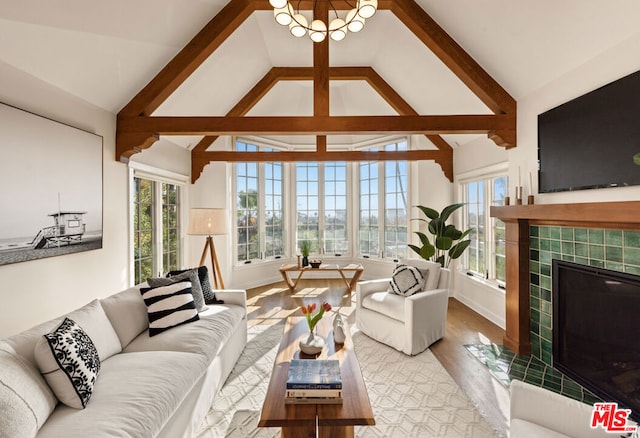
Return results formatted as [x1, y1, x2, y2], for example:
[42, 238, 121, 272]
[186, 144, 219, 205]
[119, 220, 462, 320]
[188, 208, 227, 289]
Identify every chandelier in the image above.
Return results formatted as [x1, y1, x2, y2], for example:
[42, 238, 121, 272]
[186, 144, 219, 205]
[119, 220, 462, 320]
[269, 0, 378, 43]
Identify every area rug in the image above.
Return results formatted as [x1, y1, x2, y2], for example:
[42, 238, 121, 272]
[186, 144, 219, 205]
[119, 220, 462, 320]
[197, 323, 498, 438]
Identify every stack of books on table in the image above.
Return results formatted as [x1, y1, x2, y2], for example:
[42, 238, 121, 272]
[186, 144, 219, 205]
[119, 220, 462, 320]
[285, 359, 343, 404]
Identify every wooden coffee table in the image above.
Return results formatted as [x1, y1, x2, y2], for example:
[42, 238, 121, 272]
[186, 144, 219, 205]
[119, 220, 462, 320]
[279, 263, 364, 293]
[258, 316, 375, 438]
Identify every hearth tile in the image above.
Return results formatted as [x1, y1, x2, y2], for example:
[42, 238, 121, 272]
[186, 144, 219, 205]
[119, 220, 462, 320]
[623, 247, 640, 266]
[606, 245, 624, 263]
[530, 260, 540, 273]
[625, 265, 640, 276]
[530, 226, 539, 237]
[606, 261, 624, 271]
[561, 254, 575, 262]
[530, 284, 540, 299]
[540, 288, 551, 302]
[588, 229, 604, 244]
[575, 228, 588, 243]
[530, 249, 539, 261]
[540, 276, 551, 291]
[549, 227, 561, 240]
[561, 227, 574, 241]
[530, 296, 540, 312]
[575, 243, 589, 257]
[550, 240, 561, 253]
[605, 229, 623, 246]
[539, 227, 550, 238]
[539, 239, 550, 251]
[561, 241, 575, 255]
[624, 230, 640, 248]
[590, 244, 604, 261]
[530, 237, 539, 249]
[575, 256, 589, 265]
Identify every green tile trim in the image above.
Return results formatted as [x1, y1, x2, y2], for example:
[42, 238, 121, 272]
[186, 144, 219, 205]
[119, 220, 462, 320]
[529, 225, 640, 367]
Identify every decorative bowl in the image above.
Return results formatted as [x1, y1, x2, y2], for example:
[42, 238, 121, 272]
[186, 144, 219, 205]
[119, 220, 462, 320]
[309, 260, 322, 268]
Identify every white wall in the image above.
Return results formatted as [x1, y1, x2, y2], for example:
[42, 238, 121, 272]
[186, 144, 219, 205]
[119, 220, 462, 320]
[451, 32, 640, 329]
[0, 62, 129, 338]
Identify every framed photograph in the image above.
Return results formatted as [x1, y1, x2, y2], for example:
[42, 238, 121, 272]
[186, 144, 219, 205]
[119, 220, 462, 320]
[0, 102, 103, 265]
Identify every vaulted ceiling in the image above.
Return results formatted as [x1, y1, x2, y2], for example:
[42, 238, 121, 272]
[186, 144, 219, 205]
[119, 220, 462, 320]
[2, 0, 639, 181]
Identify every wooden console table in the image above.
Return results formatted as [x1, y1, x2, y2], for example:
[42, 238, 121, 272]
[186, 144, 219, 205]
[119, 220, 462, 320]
[279, 263, 364, 293]
[258, 316, 375, 438]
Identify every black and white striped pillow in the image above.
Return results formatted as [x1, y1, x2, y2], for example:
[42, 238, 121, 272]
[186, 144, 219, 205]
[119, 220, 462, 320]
[140, 282, 200, 337]
[389, 264, 427, 297]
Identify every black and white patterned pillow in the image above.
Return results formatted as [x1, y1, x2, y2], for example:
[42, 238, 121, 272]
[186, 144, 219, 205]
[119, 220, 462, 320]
[148, 268, 207, 312]
[140, 282, 200, 336]
[41, 318, 100, 409]
[389, 264, 428, 297]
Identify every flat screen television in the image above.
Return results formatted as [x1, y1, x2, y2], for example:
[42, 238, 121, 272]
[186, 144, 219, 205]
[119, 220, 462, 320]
[538, 69, 640, 193]
[553, 260, 640, 419]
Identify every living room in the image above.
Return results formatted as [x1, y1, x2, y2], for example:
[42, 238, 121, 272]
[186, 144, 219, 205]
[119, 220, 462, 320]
[2, 1, 640, 437]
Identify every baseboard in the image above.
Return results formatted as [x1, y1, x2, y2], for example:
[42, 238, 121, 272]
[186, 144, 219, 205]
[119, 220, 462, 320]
[453, 290, 505, 330]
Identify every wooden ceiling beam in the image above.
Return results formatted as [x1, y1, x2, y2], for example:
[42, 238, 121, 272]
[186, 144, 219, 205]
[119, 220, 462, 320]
[118, 0, 253, 118]
[119, 113, 514, 136]
[391, 0, 516, 117]
[194, 148, 447, 162]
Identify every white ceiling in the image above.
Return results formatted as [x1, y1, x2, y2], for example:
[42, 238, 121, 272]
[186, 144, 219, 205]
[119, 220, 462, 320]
[1, 0, 639, 149]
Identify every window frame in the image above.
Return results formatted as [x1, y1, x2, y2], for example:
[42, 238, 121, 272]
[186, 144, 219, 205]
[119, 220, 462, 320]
[356, 139, 410, 260]
[233, 139, 286, 264]
[458, 163, 508, 287]
[128, 162, 188, 285]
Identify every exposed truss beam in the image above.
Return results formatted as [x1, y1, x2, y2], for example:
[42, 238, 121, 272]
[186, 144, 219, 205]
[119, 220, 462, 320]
[117, 0, 517, 186]
[190, 66, 454, 182]
[118, 114, 514, 136]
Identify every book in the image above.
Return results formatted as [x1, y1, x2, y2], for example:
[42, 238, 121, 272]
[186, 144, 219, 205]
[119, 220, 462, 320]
[284, 396, 343, 405]
[286, 359, 342, 389]
[286, 388, 342, 398]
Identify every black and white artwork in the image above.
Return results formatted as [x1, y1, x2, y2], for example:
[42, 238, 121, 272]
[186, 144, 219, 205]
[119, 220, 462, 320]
[0, 102, 103, 265]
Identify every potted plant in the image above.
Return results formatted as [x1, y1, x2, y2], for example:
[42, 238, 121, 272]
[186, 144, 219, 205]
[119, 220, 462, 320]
[409, 203, 472, 268]
[300, 240, 311, 267]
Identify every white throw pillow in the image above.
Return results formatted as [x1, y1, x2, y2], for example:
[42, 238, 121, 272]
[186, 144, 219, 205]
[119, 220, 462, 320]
[140, 282, 200, 337]
[389, 264, 427, 296]
[34, 318, 100, 409]
[65, 299, 123, 361]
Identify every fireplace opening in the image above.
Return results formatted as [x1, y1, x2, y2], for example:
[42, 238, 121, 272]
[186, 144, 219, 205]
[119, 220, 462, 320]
[553, 259, 640, 419]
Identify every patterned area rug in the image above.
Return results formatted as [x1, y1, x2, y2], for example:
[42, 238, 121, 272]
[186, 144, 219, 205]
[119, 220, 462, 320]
[197, 323, 498, 438]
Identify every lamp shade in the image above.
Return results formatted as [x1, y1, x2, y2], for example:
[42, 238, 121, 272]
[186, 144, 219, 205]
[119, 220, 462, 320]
[188, 208, 227, 236]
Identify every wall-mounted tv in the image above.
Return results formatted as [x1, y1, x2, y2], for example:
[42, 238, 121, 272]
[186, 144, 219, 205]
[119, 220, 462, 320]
[538, 70, 640, 193]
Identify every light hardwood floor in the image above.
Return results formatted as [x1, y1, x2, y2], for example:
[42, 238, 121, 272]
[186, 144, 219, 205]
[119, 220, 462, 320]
[245, 278, 510, 437]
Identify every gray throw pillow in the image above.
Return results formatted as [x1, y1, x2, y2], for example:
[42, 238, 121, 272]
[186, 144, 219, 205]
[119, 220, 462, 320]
[148, 269, 207, 312]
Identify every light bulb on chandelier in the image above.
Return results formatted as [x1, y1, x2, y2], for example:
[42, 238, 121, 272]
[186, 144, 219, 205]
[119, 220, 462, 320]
[271, 0, 378, 42]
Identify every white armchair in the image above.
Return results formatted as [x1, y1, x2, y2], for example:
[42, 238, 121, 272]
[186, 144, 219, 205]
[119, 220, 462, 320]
[355, 259, 450, 356]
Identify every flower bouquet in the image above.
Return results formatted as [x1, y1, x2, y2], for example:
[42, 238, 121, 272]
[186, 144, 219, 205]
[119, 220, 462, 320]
[299, 301, 332, 355]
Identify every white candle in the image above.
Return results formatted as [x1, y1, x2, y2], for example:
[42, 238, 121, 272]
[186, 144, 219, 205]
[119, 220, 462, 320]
[518, 166, 521, 187]
[529, 172, 533, 195]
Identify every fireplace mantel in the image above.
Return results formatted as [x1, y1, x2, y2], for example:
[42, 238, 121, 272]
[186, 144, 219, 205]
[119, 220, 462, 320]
[490, 200, 640, 354]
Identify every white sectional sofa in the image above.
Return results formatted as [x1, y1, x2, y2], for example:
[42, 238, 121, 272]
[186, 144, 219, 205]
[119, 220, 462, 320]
[0, 284, 247, 438]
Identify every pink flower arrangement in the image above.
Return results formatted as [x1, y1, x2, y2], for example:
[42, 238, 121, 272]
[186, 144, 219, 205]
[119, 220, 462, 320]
[301, 301, 332, 332]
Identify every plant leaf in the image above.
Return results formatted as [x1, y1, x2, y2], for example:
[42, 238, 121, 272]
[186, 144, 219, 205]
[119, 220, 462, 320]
[439, 203, 465, 222]
[408, 244, 422, 256]
[443, 224, 462, 240]
[449, 240, 471, 259]
[428, 218, 442, 235]
[634, 153, 640, 166]
[436, 236, 453, 250]
[459, 228, 473, 239]
[416, 205, 439, 220]
[435, 255, 445, 267]
[420, 242, 435, 260]
[415, 231, 431, 247]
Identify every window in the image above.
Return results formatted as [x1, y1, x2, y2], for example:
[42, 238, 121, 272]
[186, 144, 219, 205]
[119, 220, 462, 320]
[132, 175, 183, 284]
[358, 141, 409, 259]
[294, 161, 348, 255]
[235, 141, 285, 263]
[461, 173, 507, 283]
